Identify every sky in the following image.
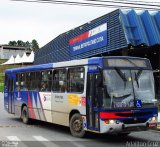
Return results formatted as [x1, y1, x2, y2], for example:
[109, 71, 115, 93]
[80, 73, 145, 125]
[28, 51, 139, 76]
[0, 0, 115, 48]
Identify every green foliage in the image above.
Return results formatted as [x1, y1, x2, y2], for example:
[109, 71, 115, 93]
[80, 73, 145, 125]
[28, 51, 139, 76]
[0, 72, 4, 92]
[8, 39, 39, 52]
[31, 39, 39, 52]
[8, 41, 17, 46]
[0, 83, 4, 92]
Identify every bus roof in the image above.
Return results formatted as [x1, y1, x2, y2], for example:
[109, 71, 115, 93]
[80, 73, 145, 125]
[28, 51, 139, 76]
[5, 56, 150, 73]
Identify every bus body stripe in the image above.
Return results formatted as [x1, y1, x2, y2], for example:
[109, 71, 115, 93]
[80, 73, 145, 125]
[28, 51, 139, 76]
[37, 93, 46, 121]
[28, 92, 35, 119]
[100, 112, 131, 119]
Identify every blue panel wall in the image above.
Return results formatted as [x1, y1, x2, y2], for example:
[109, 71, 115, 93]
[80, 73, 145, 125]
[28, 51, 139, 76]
[34, 9, 127, 65]
[120, 9, 160, 46]
[34, 9, 160, 65]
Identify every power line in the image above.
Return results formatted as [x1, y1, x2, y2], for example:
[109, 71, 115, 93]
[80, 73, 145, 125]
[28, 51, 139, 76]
[11, 0, 160, 10]
[85, 0, 160, 7]
[118, 0, 160, 4]
[104, 0, 160, 4]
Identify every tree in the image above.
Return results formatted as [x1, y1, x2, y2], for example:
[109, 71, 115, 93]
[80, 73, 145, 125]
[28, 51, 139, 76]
[25, 41, 32, 51]
[8, 41, 17, 46]
[8, 40, 39, 52]
[17, 40, 25, 47]
[31, 39, 39, 52]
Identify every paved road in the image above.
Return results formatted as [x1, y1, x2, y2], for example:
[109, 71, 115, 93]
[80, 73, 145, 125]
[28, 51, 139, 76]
[0, 93, 160, 147]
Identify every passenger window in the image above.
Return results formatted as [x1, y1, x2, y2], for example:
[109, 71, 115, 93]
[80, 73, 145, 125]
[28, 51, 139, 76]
[30, 72, 36, 90]
[26, 72, 31, 90]
[40, 70, 52, 92]
[16, 74, 20, 91]
[20, 73, 26, 90]
[5, 75, 8, 87]
[67, 67, 85, 93]
[52, 69, 66, 92]
[36, 72, 41, 91]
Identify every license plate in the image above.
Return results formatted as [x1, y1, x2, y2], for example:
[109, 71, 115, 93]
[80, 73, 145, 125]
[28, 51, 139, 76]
[149, 123, 157, 127]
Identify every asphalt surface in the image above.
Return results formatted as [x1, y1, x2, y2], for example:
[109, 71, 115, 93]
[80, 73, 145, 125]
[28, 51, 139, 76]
[0, 93, 160, 147]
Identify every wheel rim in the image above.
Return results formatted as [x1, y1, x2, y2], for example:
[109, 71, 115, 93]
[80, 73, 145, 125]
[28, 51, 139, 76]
[73, 119, 83, 132]
[23, 110, 27, 122]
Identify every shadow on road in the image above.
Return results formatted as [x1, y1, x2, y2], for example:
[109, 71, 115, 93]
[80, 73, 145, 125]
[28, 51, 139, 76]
[9, 117, 148, 144]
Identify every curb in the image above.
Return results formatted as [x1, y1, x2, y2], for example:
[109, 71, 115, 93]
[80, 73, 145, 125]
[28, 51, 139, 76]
[156, 123, 160, 131]
[150, 123, 160, 132]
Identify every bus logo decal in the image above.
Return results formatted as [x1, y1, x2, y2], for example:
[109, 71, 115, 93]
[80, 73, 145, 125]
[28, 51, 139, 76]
[81, 97, 86, 106]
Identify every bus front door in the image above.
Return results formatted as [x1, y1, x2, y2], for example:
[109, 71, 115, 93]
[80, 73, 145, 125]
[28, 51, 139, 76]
[8, 77, 15, 114]
[86, 73, 100, 131]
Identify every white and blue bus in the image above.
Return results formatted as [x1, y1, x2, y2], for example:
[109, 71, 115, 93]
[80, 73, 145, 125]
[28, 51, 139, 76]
[4, 56, 158, 137]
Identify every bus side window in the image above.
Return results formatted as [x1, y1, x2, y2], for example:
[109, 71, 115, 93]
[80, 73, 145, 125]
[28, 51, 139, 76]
[67, 67, 84, 93]
[48, 70, 52, 91]
[16, 73, 20, 91]
[26, 72, 30, 90]
[5, 74, 9, 90]
[40, 70, 52, 92]
[52, 69, 66, 92]
[36, 71, 41, 91]
[20, 73, 26, 91]
[30, 72, 36, 90]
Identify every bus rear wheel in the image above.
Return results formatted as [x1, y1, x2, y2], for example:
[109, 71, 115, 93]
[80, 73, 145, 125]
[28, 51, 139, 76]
[70, 113, 85, 138]
[21, 106, 30, 124]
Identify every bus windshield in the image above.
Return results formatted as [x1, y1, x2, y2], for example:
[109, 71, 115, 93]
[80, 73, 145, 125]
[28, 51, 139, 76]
[103, 69, 155, 109]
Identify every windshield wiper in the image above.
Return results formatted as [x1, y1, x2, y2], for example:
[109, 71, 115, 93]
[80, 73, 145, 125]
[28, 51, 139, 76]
[115, 67, 127, 89]
[126, 58, 138, 67]
[113, 93, 131, 99]
[134, 70, 142, 88]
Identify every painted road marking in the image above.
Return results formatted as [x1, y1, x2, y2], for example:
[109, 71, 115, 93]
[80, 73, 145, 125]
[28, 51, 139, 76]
[33, 136, 49, 141]
[6, 136, 21, 141]
[33, 136, 60, 147]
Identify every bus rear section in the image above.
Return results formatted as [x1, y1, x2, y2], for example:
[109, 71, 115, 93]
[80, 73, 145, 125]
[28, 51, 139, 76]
[4, 73, 16, 114]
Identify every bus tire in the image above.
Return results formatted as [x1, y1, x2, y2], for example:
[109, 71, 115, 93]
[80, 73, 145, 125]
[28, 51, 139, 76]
[21, 106, 30, 124]
[70, 113, 85, 138]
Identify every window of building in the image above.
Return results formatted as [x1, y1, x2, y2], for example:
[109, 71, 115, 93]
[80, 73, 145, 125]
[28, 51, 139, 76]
[67, 67, 85, 93]
[52, 69, 66, 92]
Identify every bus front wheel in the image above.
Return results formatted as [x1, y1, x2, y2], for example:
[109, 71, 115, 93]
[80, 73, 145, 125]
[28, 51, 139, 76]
[21, 106, 30, 124]
[70, 113, 85, 138]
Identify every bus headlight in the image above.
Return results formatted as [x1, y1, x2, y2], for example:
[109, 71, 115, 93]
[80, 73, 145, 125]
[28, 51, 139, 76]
[151, 116, 157, 121]
[109, 120, 115, 124]
[104, 119, 117, 124]
[104, 119, 121, 124]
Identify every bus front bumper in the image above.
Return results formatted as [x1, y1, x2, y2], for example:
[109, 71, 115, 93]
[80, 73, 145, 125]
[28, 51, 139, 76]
[100, 120, 158, 134]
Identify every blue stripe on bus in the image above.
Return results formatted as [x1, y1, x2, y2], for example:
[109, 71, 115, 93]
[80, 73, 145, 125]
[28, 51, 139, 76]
[5, 63, 54, 73]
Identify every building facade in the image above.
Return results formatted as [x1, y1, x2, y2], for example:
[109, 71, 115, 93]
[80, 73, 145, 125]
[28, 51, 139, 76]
[0, 45, 26, 59]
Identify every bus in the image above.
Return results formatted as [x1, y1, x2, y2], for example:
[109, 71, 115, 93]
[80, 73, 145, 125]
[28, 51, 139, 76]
[4, 56, 158, 137]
